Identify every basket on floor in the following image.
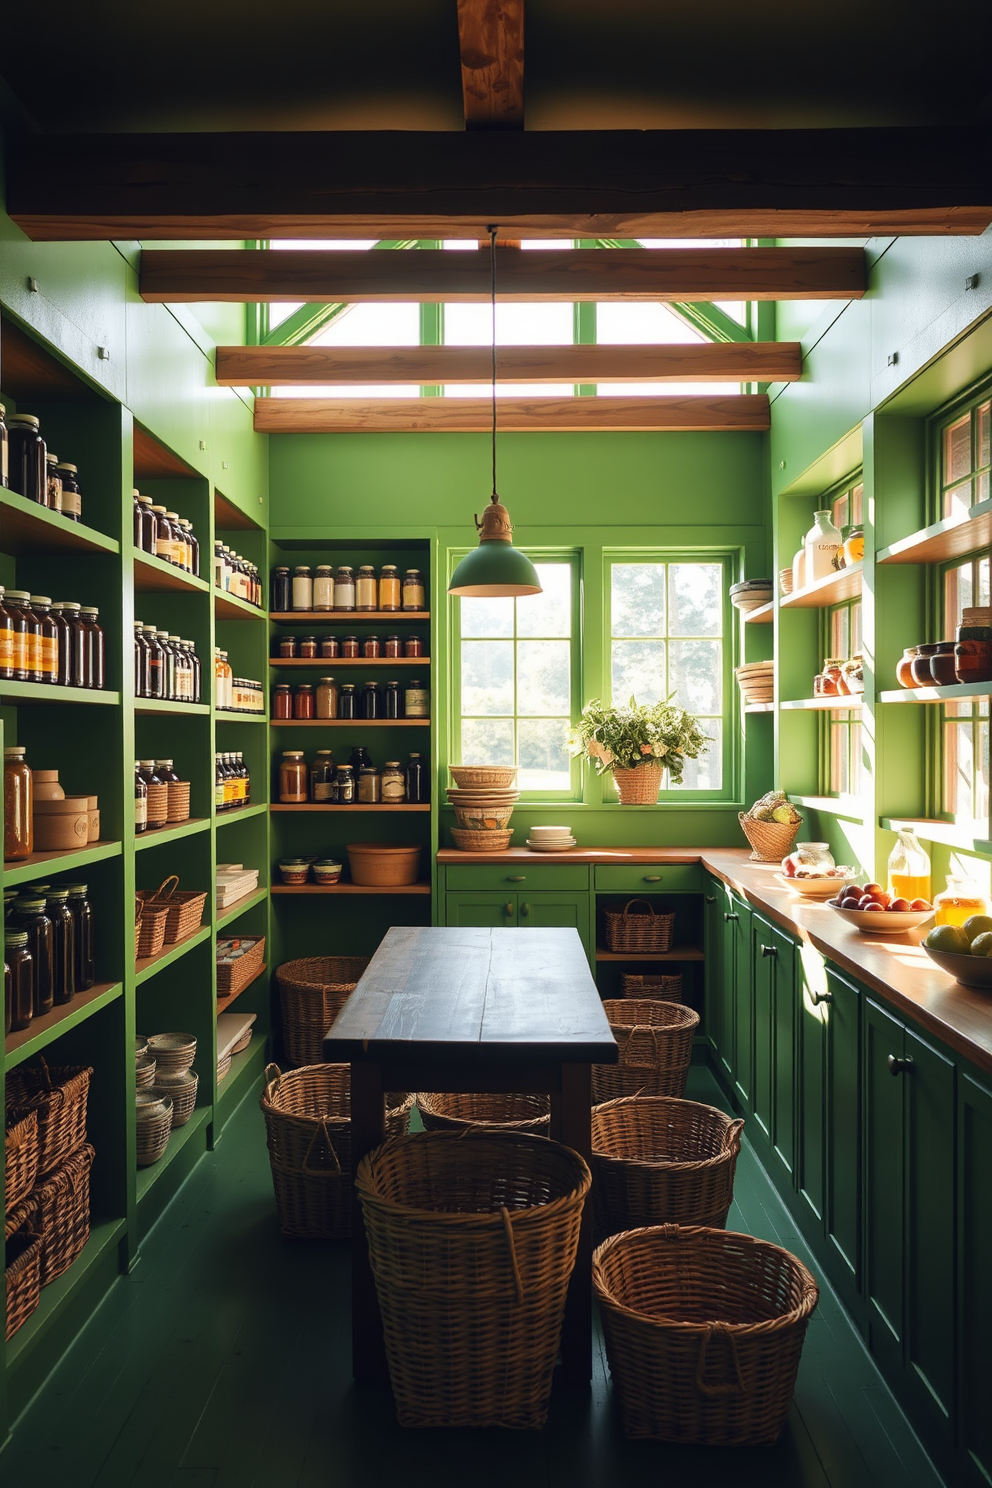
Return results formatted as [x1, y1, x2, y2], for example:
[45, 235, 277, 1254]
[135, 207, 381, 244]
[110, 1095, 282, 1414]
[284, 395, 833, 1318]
[593, 1224, 819, 1443]
[4, 1195, 41, 1341]
[355, 1129, 591, 1429]
[416, 1091, 550, 1137]
[592, 1000, 699, 1103]
[591, 1096, 744, 1241]
[34, 1143, 94, 1285]
[620, 973, 685, 1003]
[135, 899, 169, 960]
[276, 956, 370, 1067]
[261, 1063, 413, 1240]
[5, 1062, 92, 1177]
[4, 1108, 38, 1210]
[216, 936, 266, 999]
[738, 812, 802, 863]
[604, 899, 675, 954]
[135, 876, 208, 944]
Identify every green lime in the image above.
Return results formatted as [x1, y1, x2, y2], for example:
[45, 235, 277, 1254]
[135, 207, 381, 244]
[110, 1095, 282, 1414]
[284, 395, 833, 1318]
[963, 915, 992, 943]
[926, 924, 971, 955]
[970, 933, 992, 958]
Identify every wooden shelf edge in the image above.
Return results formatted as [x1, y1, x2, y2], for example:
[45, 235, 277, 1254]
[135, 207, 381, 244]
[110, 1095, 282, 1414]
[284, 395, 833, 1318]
[595, 946, 705, 961]
[135, 925, 211, 984]
[268, 718, 430, 727]
[268, 657, 430, 666]
[780, 561, 863, 610]
[879, 683, 992, 704]
[877, 499, 992, 566]
[215, 886, 267, 929]
[4, 839, 122, 885]
[742, 600, 775, 624]
[216, 964, 267, 1017]
[270, 881, 432, 895]
[135, 818, 210, 850]
[269, 803, 431, 812]
[5, 981, 123, 1070]
[269, 612, 430, 623]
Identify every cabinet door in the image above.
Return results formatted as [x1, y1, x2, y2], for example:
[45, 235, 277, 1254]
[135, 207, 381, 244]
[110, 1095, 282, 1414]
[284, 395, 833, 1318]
[731, 897, 753, 1109]
[703, 878, 725, 1066]
[958, 1072, 992, 1486]
[824, 965, 863, 1313]
[752, 914, 775, 1143]
[445, 893, 517, 929]
[770, 922, 796, 1184]
[796, 945, 828, 1233]
[518, 893, 591, 958]
[865, 997, 906, 1363]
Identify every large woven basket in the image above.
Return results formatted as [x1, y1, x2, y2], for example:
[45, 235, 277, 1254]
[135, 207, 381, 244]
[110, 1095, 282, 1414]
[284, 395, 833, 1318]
[592, 1000, 699, 1103]
[591, 1096, 744, 1242]
[4, 1108, 38, 1210]
[416, 1091, 551, 1137]
[593, 1225, 819, 1443]
[261, 1063, 413, 1240]
[34, 1143, 94, 1285]
[4, 1195, 41, 1341]
[276, 956, 370, 1067]
[355, 1129, 591, 1429]
[738, 812, 802, 863]
[604, 899, 675, 954]
[135, 876, 208, 944]
[5, 1062, 92, 1177]
[135, 900, 169, 960]
[620, 973, 685, 1003]
[216, 936, 266, 999]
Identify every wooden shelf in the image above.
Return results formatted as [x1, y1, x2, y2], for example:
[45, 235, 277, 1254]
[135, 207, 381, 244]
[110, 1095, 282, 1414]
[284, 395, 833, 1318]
[134, 698, 210, 716]
[744, 701, 775, 713]
[0, 681, 118, 706]
[215, 710, 266, 722]
[4, 839, 121, 886]
[270, 611, 430, 624]
[5, 981, 123, 1071]
[0, 490, 119, 557]
[780, 561, 862, 610]
[780, 696, 863, 711]
[135, 925, 211, 985]
[269, 656, 430, 667]
[133, 550, 209, 595]
[215, 589, 266, 621]
[877, 499, 992, 566]
[215, 491, 264, 532]
[215, 803, 267, 826]
[216, 886, 267, 930]
[269, 718, 430, 727]
[879, 682, 992, 705]
[595, 946, 705, 962]
[743, 600, 775, 624]
[216, 963, 267, 1017]
[271, 881, 432, 895]
[217, 1036, 268, 1112]
[135, 818, 210, 851]
[270, 803, 431, 812]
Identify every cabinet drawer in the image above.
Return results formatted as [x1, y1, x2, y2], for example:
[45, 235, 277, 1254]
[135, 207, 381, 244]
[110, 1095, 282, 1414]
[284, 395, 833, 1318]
[445, 863, 589, 892]
[594, 864, 701, 895]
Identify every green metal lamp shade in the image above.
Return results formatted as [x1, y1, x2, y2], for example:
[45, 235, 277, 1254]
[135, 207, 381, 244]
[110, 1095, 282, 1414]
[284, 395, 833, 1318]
[448, 539, 543, 597]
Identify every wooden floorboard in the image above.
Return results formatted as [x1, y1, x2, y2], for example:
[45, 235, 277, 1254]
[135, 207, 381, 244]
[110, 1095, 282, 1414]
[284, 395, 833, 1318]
[2, 1068, 945, 1488]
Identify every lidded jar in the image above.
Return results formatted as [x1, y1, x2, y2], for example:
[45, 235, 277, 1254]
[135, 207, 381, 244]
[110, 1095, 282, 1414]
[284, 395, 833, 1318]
[804, 510, 842, 584]
[316, 676, 338, 719]
[5, 928, 33, 1032]
[312, 565, 335, 611]
[934, 875, 989, 927]
[897, 646, 920, 688]
[402, 568, 426, 611]
[379, 565, 401, 611]
[782, 842, 835, 879]
[272, 566, 291, 612]
[7, 414, 46, 504]
[3, 745, 33, 862]
[355, 565, 377, 611]
[291, 566, 313, 611]
[279, 750, 308, 804]
[56, 462, 81, 521]
[334, 566, 356, 611]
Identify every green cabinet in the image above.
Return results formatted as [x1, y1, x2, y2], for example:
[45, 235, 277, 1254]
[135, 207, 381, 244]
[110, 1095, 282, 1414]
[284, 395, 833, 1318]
[751, 912, 796, 1184]
[445, 891, 592, 957]
[957, 1070, 992, 1487]
[731, 895, 753, 1109]
[702, 875, 749, 1101]
[823, 964, 863, 1315]
[795, 943, 829, 1237]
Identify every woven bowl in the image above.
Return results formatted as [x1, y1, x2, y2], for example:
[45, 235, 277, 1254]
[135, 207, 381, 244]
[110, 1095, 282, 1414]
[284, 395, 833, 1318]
[148, 1032, 197, 1073]
[135, 1054, 157, 1088]
[452, 803, 516, 829]
[449, 765, 518, 790]
[152, 1069, 199, 1127]
[451, 826, 513, 851]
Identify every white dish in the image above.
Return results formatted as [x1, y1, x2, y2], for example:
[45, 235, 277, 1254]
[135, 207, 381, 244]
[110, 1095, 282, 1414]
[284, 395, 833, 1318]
[825, 902, 935, 935]
[774, 872, 858, 898]
[526, 838, 576, 852]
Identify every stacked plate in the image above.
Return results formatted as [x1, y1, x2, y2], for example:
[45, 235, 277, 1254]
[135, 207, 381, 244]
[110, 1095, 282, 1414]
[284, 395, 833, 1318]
[735, 661, 774, 705]
[526, 825, 577, 853]
[448, 765, 520, 851]
[730, 579, 774, 613]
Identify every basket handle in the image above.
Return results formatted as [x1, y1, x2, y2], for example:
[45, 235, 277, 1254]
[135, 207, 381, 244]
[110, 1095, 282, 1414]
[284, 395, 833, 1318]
[302, 1117, 341, 1175]
[37, 1054, 53, 1093]
[621, 898, 658, 919]
[500, 1207, 525, 1304]
[155, 874, 180, 901]
[623, 1025, 668, 1070]
[263, 1063, 282, 1100]
[695, 1324, 747, 1398]
[724, 1118, 745, 1152]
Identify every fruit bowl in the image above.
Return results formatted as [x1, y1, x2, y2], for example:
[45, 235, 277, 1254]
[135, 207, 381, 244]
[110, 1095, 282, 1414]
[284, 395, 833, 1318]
[775, 872, 858, 898]
[826, 902, 935, 935]
[922, 944, 992, 990]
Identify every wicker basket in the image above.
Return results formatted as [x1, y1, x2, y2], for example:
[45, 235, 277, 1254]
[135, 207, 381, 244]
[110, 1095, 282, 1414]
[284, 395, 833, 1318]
[135, 900, 169, 960]
[450, 765, 518, 789]
[593, 1000, 700, 1103]
[5, 1062, 92, 1177]
[261, 1063, 413, 1240]
[356, 1129, 592, 1429]
[611, 765, 663, 805]
[166, 781, 191, 823]
[738, 812, 802, 863]
[604, 899, 675, 954]
[277, 956, 370, 1068]
[135, 876, 208, 944]
[34, 1143, 94, 1285]
[146, 781, 168, 829]
[136, 1097, 173, 1166]
[593, 1224, 819, 1443]
[4, 1109, 38, 1211]
[620, 973, 685, 1003]
[4, 1195, 41, 1341]
[152, 1070, 198, 1127]
[147, 1032, 196, 1074]
[416, 1091, 550, 1137]
[591, 1096, 744, 1242]
[135, 1054, 157, 1088]
[216, 936, 266, 999]
[450, 826, 513, 851]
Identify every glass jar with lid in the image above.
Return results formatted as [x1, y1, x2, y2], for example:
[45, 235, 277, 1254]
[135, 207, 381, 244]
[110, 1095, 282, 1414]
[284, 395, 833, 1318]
[316, 676, 338, 719]
[335, 763, 355, 803]
[363, 635, 380, 659]
[338, 683, 356, 718]
[30, 597, 58, 684]
[404, 679, 430, 717]
[299, 635, 318, 660]
[293, 683, 315, 720]
[80, 607, 106, 689]
[272, 566, 291, 612]
[841, 653, 864, 695]
[6, 591, 34, 682]
[8, 414, 46, 504]
[56, 463, 81, 521]
[355, 566, 378, 611]
[934, 875, 989, 927]
[379, 565, 401, 612]
[361, 681, 380, 719]
[291, 566, 313, 611]
[273, 683, 293, 719]
[381, 761, 406, 803]
[334, 566, 356, 611]
[384, 634, 401, 658]
[5, 929, 33, 1032]
[320, 634, 339, 658]
[384, 680, 400, 718]
[0, 588, 13, 681]
[402, 568, 426, 611]
[3, 746, 33, 861]
[45, 454, 63, 512]
[165, 513, 186, 568]
[842, 526, 864, 567]
[279, 750, 308, 803]
[310, 750, 336, 803]
[782, 842, 835, 878]
[278, 634, 298, 659]
[313, 565, 335, 611]
[357, 766, 381, 803]
[12, 896, 54, 1017]
[44, 887, 75, 1006]
[341, 634, 359, 658]
[64, 884, 95, 991]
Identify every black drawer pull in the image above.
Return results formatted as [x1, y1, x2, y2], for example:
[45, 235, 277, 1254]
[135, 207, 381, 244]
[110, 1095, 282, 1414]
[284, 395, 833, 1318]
[760, 944, 777, 958]
[724, 912, 739, 922]
[887, 1054, 915, 1077]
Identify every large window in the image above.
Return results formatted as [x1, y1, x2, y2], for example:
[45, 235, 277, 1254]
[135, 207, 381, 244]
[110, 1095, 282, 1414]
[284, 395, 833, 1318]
[942, 552, 990, 824]
[938, 396, 990, 519]
[607, 558, 727, 792]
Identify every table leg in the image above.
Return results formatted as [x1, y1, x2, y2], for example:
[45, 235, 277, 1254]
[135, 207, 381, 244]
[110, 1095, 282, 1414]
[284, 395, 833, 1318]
[350, 1061, 388, 1384]
[556, 1061, 592, 1385]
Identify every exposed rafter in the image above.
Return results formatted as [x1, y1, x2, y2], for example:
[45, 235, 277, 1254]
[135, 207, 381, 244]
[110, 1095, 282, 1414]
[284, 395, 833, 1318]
[253, 394, 770, 433]
[457, 0, 524, 131]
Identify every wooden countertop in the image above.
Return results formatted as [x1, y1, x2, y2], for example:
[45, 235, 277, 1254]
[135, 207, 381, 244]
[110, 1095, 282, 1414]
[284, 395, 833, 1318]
[437, 844, 992, 1075]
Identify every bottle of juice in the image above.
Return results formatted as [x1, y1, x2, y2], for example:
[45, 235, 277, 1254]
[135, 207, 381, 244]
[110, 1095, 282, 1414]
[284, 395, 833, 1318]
[933, 875, 989, 927]
[887, 828, 931, 904]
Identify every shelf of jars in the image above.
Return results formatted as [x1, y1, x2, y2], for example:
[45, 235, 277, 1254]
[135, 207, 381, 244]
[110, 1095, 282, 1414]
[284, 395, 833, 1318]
[5, 981, 123, 1071]
[270, 718, 430, 728]
[269, 657, 430, 667]
[0, 681, 119, 707]
[270, 611, 430, 625]
[270, 882, 432, 896]
[3, 840, 122, 886]
[0, 489, 120, 557]
[780, 561, 863, 610]
[877, 498, 992, 566]
[779, 696, 864, 711]
[270, 803, 431, 813]
[878, 681, 992, 704]
[135, 925, 212, 986]
[135, 818, 211, 851]
[133, 549, 210, 596]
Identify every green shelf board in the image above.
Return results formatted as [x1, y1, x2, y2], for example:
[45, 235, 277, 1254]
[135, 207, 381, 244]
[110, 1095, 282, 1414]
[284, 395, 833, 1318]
[217, 1037, 268, 1114]
[134, 698, 211, 716]
[5, 1216, 127, 1372]
[135, 1108, 211, 1207]
[135, 925, 211, 985]
[4, 839, 122, 885]
[215, 589, 267, 621]
[215, 886, 268, 930]
[0, 681, 119, 706]
[216, 711, 267, 723]
[0, 489, 120, 558]
[135, 818, 211, 851]
[215, 803, 268, 827]
[133, 547, 210, 595]
[5, 981, 123, 1071]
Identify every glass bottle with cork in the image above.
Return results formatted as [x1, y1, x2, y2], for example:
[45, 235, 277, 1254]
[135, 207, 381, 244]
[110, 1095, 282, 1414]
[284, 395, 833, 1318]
[4, 746, 33, 861]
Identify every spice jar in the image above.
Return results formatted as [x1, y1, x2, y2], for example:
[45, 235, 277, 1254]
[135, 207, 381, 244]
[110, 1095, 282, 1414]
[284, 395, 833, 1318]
[13, 897, 54, 1017]
[313, 565, 335, 611]
[363, 634, 380, 659]
[334, 565, 356, 611]
[384, 634, 401, 658]
[299, 635, 318, 660]
[292, 566, 313, 611]
[361, 680, 381, 719]
[44, 887, 75, 1006]
[381, 760, 406, 802]
[341, 634, 359, 658]
[320, 635, 339, 659]
[384, 679, 400, 718]
[55, 462, 81, 520]
[310, 750, 336, 803]
[911, 643, 940, 687]
[404, 635, 423, 658]
[278, 634, 298, 659]
[955, 625, 992, 685]
[8, 414, 46, 504]
[335, 763, 355, 803]
[273, 683, 293, 719]
[272, 566, 291, 612]
[64, 884, 95, 992]
[316, 676, 338, 719]
[45, 454, 63, 513]
[5, 929, 33, 1032]
[338, 683, 356, 718]
[929, 641, 959, 688]
[357, 766, 381, 803]
[4, 746, 32, 861]
[356, 565, 378, 611]
[279, 750, 308, 803]
[294, 683, 315, 719]
[402, 568, 426, 611]
[896, 646, 920, 688]
[379, 565, 401, 612]
[404, 679, 430, 717]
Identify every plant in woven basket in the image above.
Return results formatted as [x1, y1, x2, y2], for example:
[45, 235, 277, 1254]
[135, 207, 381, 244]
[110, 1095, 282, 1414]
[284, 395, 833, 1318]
[567, 696, 709, 801]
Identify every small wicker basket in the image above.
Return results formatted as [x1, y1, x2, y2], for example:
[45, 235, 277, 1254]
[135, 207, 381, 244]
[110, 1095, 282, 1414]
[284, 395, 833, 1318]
[620, 973, 684, 1002]
[135, 876, 208, 944]
[5, 1061, 93, 1177]
[135, 1054, 157, 1088]
[136, 1096, 173, 1166]
[593, 999, 699, 1103]
[34, 1143, 94, 1285]
[738, 812, 802, 863]
[135, 900, 170, 960]
[449, 765, 518, 790]
[416, 1091, 550, 1137]
[3, 1108, 39, 1211]
[604, 899, 675, 954]
[216, 936, 266, 999]
[611, 765, 663, 805]
[152, 1070, 199, 1127]
[450, 826, 513, 851]
[4, 1195, 41, 1341]
[277, 956, 370, 1067]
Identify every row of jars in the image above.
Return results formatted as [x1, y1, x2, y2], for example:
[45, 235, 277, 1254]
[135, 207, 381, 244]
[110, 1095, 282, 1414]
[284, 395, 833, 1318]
[272, 565, 427, 613]
[214, 543, 263, 607]
[279, 749, 428, 804]
[133, 492, 201, 574]
[4, 881, 96, 1035]
[813, 654, 864, 698]
[276, 632, 425, 660]
[134, 759, 187, 833]
[790, 511, 863, 591]
[135, 625, 202, 701]
[897, 611, 992, 687]
[214, 652, 264, 713]
[215, 752, 252, 811]
[274, 679, 429, 720]
[0, 588, 105, 688]
[1, 406, 84, 521]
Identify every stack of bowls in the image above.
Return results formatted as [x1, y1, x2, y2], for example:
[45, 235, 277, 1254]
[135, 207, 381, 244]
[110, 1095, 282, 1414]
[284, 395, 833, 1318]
[147, 1032, 197, 1074]
[729, 579, 774, 614]
[447, 765, 520, 851]
[526, 825, 576, 852]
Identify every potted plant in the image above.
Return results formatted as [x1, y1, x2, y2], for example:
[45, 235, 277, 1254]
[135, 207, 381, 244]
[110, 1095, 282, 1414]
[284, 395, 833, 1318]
[567, 696, 710, 804]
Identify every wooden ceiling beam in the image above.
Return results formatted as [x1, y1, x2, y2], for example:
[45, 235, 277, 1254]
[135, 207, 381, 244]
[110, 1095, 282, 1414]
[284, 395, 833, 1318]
[141, 246, 865, 303]
[253, 394, 770, 433]
[458, 0, 524, 131]
[8, 128, 991, 242]
[217, 341, 801, 385]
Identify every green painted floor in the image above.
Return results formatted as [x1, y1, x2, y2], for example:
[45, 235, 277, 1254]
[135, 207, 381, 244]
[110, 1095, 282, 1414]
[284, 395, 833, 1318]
[5, 1065, 944, 1488]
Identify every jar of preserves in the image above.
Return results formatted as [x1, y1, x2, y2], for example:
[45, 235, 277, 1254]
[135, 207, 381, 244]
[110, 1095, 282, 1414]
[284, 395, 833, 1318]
[64, 884, 95, 992]
[934, 875, 989, 927]
[896, 646, 921, 688]
[911, 643, 940, 687]
[357, 766, 381, 803]
[843, 525, 864, 567]
[292, 566, 313, 611]
[338, 683, 356, 718]
[5, 929, 33, 1032]
[334, 565, 356, 610]
[313, 565, 335, 611]
[279, 750, 308, 803]
[841, 653, 864, 695]
[363, 634, 380, 659]
[929, 641, 958, 688]
[4, 746, 33, 861]
[272, 566, 291, 612]
[384, 679, 400, 718]
[341, 634, 359, 658]
[316, 676, 338, 718]
[8, 414, 46, 504]
[384, 634, 401, 658]
[381, 760, 406, 803]
[402, 568, 426, 611]
[44, 887, 75, 1006]
[955, 626, 992, 685]
[356, 565, 378, 611]
[403, 635, 423, 658]
[45, 454, 63, 512]
[57, 463, 81, 521]
[379, 565, 401, 611]
[294, 683, 315, 720]
[299, 635, 318, 660]
[361, 681, 380, 719]
[825, 659, 848, 694]
[278, 634, 298, 659]
[310, 749, 336, 803]
[782, 842, 835, 878]
[320, 634, 339, 659]
[335, 763, 355, 803]
[404, 679, 430, 717]
[273, 683, 293, 719]
[13, 897, 54, 1017]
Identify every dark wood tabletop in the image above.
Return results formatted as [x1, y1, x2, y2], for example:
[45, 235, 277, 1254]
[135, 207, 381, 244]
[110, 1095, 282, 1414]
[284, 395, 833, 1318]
[325, 925, 617, 1064]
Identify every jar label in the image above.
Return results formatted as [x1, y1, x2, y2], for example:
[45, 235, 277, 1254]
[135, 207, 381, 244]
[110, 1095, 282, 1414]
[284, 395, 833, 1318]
[62, 490, 81, 517]
[39, 634, 57, 675]
[313, 783, 335, 801]
[135, 796, 147, 825]
[404, 688, 429, 715]
[0, 621, 13, 669]
[382, 777, 405, 800]
[24, 631, 40, 675]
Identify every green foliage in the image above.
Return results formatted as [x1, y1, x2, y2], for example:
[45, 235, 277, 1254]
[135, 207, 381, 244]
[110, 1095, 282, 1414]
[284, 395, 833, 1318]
[567, 695, 709, 785]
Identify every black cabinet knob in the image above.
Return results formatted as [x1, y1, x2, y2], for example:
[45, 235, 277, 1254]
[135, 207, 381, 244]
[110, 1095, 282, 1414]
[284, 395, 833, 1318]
[887, 1054, 915, 1077]
[724, 912, 739, 922]
[760, 944, 777, 957]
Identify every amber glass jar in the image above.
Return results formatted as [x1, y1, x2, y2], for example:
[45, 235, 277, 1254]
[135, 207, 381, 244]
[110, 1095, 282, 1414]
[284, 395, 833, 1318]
[44, 887, 75, 1006]
[13, 897, 54, 1017]
[57, 462, 81, 521]
[911, 643, 941, 686]
[273, 683, 293, 719]
[896, 646, 920, 688]
[379, 565, 401, 611]
[65, 884, 95, 992]
[45, 454, 63, 512]
[955, 626, 992, 684]
[30, 597, 58, 684]
[294, 684, 315, 720]
[5, 929, 33, 1032]
[384, 634, 401, 658]
[0, 588, 14, 681]
[929, 642, 958, 688]
[3, 746, 32, 861]
[404, 635, 423, 658]
[8, 414, 46, 504]
[316, 677, 338, 718]
[278, 634, 298, 659]
[7, 591, 35, 682]
[279, 751, 308, 803]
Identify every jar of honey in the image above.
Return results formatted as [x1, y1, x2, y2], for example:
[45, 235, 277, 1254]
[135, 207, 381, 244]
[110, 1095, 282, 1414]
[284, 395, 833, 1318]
[934, 875, 989, 927]
[896, 646, 920, 688]
[842, 526, 864, 567]
[278, 751, 308, 804]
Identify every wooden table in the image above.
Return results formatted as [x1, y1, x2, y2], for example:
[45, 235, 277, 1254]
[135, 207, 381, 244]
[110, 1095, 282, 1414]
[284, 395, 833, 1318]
[323, 924, 617, 1386]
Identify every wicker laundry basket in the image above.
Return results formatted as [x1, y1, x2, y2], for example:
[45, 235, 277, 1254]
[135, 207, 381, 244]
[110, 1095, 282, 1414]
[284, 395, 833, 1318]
[5, 1061, 92, 1177]
[416, 1091, 550, 1137]
[261, 1063, 413, 1240]
[591, 1096, 744, 1242]
[592, 1000, 699, 1103]
[34, 1143, 94, 1285]
[4, 1194, 41, 1341]
[276, 956, 370, 1068]
[355, 1129, 591, 1429]
[620, 973, 685, 1002]
[593, 1224, 819, 1443]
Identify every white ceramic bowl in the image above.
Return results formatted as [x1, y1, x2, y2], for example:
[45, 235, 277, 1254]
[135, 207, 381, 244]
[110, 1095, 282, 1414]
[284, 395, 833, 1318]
[922, 944, 992, 989]
[775, 872, 858, 898]
[825, 902, 935, 935]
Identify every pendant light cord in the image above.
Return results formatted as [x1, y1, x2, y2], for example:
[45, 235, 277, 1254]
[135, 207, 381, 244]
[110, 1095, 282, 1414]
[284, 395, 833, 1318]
[488, 223, 498, 500]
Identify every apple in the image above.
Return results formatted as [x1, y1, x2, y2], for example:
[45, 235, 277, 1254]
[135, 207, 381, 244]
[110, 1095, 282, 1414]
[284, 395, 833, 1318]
[863, 902, 884, 912]
[864, 882, 884, 897]
[889, 898, 911, 912]
[910, 898, 932, 911]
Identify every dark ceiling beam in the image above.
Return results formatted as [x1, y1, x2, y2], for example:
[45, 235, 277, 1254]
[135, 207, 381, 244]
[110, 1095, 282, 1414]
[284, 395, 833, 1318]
[141, 246, 865, 303]
[457, 0, 524, 130]
[7, 128, 992, 241]
[216, 341, 801, 385]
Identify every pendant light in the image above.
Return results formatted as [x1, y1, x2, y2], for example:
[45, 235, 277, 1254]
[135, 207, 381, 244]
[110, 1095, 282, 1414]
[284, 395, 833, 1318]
[447, 226, 543, 598]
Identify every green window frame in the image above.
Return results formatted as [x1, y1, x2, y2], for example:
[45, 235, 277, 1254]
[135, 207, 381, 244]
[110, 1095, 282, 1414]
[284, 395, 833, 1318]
[939, 550, 990, 825]
[823, 597, 863, 799]
[930, 382, 992, 522]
